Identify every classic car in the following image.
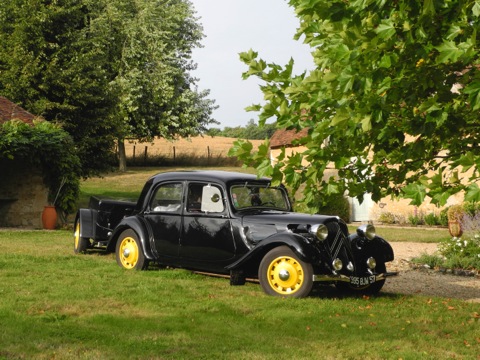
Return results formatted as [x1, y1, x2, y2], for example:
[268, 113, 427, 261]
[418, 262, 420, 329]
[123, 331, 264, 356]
[74, 170, 397, 298]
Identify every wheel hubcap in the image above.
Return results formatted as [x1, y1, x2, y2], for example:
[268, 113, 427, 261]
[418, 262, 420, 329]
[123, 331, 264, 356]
[267, 256, 304, 295]
[119, 237, 138, 269]
[74, 223, 80, 249]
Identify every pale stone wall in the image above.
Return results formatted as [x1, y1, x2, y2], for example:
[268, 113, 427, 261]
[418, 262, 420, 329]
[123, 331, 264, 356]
[0, 160, 49, 228]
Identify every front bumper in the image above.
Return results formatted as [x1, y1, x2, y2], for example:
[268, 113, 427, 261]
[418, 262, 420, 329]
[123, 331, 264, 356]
[313, 271, 398, 283]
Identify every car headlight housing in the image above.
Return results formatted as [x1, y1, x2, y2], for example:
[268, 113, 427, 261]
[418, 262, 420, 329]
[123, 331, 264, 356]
[309, 224, 328, 242]
[357, 224, 376, 241]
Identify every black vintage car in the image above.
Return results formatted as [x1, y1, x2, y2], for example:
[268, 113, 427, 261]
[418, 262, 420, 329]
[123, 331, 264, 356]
[74, 170, 396, 298]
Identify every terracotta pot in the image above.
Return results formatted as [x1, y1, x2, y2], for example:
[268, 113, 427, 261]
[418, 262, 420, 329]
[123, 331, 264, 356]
[448, 220, 462, 237]
[42, 206, 57, 230]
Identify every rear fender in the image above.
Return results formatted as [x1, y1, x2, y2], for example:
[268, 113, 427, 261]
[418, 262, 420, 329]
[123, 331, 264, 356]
[76, 209, 97, 240]
[106, 217, 155, 260]
[226, 232, 319, 271]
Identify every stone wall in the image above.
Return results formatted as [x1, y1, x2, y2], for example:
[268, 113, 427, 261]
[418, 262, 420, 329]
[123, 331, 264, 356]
[0, 159, 49, 228]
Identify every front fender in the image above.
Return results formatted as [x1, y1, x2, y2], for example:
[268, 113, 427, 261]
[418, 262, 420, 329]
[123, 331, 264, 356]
[106, 216, 155, 260]
[226, 232, 319, 271]
[349, 234, 395, 263]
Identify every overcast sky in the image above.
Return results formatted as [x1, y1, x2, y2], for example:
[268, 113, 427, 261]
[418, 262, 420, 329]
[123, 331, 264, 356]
[190, 0, 314, 129]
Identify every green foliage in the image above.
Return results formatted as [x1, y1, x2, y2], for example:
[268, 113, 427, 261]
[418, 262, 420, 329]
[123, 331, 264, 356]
[230, 0, 480, 213]
[207, 119, 277, 140]
[424, 212, 439, 226]
[0, 120, 80, 215]
[0, 0, 216, 176]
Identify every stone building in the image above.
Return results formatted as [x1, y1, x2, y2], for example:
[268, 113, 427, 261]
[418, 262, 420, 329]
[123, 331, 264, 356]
[0, 97, 49, 228]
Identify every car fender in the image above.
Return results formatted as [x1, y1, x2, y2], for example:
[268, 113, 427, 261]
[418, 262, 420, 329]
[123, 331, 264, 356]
[226, 232, 319, 271]
[76, 209, 97, 240]
[106, 217, 155, 260]
[349, 234, 395, 263]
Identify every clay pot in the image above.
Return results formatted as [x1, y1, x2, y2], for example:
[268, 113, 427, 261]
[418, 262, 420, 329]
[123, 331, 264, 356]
[448, 220, 462, 238]
[42, 206, 57, 230]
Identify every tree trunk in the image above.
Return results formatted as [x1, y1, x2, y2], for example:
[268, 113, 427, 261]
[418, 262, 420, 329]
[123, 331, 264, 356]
[118, 138, 127, 172]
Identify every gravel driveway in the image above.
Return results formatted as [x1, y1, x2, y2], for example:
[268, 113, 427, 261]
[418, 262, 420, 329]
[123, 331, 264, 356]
[384, 242, 480, 303]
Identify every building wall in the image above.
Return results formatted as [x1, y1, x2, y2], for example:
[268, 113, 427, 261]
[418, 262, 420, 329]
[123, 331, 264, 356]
[0, 159, 49, 228]
[270, 146, 473, 223]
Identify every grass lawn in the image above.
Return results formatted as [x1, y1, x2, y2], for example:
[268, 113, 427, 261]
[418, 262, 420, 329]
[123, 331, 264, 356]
[0, 230, 479, 359]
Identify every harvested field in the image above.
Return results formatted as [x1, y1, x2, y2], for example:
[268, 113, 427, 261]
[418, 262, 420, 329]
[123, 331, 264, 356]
[124, 136, 264, 160]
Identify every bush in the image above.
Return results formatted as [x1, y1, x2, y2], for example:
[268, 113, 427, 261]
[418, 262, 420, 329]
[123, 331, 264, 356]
[408, 213, 424, 226]
[317, 193, 350, 223]
[424, 212, 438, 226]
[378, 211, 395, 224]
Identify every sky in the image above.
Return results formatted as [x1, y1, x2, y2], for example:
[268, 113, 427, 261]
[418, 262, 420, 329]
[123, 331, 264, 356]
[190, 0, 314, 129]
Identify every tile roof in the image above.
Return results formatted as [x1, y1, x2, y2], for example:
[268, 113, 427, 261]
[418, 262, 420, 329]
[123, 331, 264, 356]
[0, 96, 38, 125]
[270, 128, 309, 149]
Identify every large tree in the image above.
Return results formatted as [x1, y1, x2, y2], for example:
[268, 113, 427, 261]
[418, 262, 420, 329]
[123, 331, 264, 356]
[0, 0, 216, 176]
[231, 0, 480, 212]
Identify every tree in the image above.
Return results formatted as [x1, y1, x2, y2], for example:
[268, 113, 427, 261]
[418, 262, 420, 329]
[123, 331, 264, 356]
[0, 0, 217, 176]
[230, 0, 480, 212]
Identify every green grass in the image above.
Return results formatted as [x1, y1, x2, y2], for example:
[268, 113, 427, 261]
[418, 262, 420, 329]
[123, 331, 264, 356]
[0, 230, 479, 359]
[349, 225, 451, 243]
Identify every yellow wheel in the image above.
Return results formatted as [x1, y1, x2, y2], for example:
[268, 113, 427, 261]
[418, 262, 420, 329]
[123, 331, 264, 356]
[115, 229, 148, 270]
[259, 246, 313, 298]
[73, 218, 89, 254]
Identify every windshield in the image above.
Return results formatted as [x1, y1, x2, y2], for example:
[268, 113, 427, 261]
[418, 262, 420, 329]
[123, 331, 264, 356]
[230, 184, 290, 211]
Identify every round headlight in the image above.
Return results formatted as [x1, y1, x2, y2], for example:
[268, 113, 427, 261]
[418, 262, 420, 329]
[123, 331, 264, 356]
[310, 224, 328, 241]
[366, 257, 376, 269]
[357, 224, 376, 241]
[332, 258, 343, 271]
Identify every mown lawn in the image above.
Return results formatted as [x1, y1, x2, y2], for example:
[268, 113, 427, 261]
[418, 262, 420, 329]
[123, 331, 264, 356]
[0, 230, 479, 359]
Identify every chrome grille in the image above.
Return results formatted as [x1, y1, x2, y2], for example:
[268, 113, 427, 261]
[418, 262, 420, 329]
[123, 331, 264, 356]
[325, 221, 353, 260]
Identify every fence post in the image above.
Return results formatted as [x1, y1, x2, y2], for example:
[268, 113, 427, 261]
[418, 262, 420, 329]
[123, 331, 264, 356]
[133, 145, 136, 165]
[173, 146, 176, 163]
[144, 146, 148, 165]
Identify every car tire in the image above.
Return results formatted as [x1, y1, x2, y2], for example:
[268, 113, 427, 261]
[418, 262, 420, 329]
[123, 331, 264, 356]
[259, 246, 314, 298]
[335, 263, 386, 295]
[116, 229, 148, 270]
[73, 218, 90, 254]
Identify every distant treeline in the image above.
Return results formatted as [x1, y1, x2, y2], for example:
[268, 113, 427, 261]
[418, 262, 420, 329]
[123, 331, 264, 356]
[206, 120, 276, 140]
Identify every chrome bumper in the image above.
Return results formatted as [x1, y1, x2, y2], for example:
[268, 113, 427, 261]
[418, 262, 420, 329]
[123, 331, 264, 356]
[313, 271, 398, 283]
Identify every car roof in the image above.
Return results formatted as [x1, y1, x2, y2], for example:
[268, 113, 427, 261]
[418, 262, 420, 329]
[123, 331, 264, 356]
[148, 170, 270, 186]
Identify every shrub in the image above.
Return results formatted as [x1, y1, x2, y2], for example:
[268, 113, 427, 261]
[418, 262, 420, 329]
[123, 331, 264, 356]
[317, 193, 350, 223]
[438, 208, 449, 226]
[424, 212, 438, 226]
[378, 211, 395, 224]
[447, 204, 465, 222]
[408, 213, 424, 226]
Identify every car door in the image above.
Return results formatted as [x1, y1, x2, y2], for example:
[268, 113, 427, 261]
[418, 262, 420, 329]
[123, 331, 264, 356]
[180, 182, 236, 271]
[143, 181, 183, 260]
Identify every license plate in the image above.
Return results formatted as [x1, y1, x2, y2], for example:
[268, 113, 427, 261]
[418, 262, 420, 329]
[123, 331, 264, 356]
[350, 275, 376, 287]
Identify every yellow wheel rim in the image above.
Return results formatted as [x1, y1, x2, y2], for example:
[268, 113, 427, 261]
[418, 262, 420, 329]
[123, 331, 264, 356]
[266, 255, 304, 295]
[118, 236, 139, 269]
[74, 222, 80, 249]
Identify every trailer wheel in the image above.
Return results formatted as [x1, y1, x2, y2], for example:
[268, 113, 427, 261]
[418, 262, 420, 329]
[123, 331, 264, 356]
[116, 229, 148, 270]
[73, 219, 89, 254]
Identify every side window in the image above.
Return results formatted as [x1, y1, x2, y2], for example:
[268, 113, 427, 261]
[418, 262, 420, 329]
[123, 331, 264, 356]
[150, 183, 183, 213]
[187, 183, 224, 213]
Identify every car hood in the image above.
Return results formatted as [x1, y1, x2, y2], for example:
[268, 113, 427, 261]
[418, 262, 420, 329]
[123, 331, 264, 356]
[240, 211, 339, 243]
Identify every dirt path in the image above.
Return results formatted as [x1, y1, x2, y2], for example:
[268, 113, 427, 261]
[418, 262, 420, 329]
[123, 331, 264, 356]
[384, 242, 480, 303]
